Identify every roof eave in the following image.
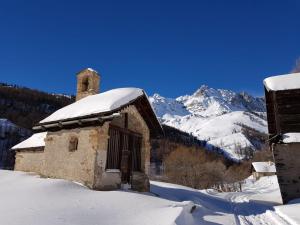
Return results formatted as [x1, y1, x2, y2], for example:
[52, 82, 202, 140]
[36, 93, 164, 138]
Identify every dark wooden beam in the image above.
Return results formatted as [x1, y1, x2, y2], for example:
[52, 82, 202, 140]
[109, 124, 142, 137]
[124, 113, 128, 129]
[272, 91, 281, 135]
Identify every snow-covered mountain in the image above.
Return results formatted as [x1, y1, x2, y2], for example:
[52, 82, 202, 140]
[149, 85, 268, 160]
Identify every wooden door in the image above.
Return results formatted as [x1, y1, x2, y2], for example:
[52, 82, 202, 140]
[106, 125, 142, 184]
[120, 133, 131, 183]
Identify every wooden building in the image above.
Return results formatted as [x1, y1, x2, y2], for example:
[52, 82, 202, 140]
[264, 72, 300, 203]
[12, 68, 163, 192]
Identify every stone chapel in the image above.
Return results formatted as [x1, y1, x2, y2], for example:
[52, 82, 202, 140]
[12, 68, 162, 192]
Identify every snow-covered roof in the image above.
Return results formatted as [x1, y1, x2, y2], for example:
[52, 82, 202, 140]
[282, 133, 300, 143]
[40, 88, 144, 124]
[252, 162, 276, 173]
[11, 132, 47, 150]
[264, 73, 300, 91]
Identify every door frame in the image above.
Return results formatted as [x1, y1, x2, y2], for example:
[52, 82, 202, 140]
[106, 124, 142, 184]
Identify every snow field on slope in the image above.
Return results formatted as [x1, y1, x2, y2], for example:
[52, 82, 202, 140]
[162, 111, 267, 160]
[149, 85, 267, 160]
[0, 170, 194, 225]
[2, 170, 300, 225]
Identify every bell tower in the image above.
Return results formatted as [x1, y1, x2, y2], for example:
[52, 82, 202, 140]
[76, 68, 100, 101]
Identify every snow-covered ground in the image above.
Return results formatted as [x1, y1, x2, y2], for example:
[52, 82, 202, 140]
[0, 170, 194, 225]
[1, 170, 299, 225]
[275, 198, 300, 225]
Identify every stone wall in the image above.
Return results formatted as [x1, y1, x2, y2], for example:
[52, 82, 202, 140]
[15, 149, 45, 174]
[92, 122, 122, 190]
[253, 171, 276, 180]
[272, 143, 300, 203]
[76, 69, 100, 101]
[14, 105, 151, 192]
[43, 126, 105, 188]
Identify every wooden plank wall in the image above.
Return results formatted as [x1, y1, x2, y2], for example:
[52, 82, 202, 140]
[272, 143, 300, 204]
[265, 88, 300, 141]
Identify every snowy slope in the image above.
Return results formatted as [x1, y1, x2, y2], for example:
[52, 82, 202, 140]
[149, 85, 267, 160]
[205, 175, 292, 225]
[275, 198, 300, 225]
[0, 170, 196, 225]
[2, 170, 298, 225]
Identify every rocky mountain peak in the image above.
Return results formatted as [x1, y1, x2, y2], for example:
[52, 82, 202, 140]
[150, 85, 267, 161]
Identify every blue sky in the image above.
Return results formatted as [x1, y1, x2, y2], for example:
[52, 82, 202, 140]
[0, 0, 299, 97]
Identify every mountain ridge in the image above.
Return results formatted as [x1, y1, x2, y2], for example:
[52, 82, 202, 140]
[149, 85, 268, 160]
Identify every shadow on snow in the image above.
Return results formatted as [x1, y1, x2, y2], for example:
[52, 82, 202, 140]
[150, 183, 275, 225]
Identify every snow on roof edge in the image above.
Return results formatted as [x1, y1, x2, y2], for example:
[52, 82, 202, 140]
[282, 133, 300, 143]
[37, 87, 162, 136]
[39, 88, 144, 124]
[264, 73, 300, 91]
[252, 161, 276, 173]
[11, 132, 47, 150]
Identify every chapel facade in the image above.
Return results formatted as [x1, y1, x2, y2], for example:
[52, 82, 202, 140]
[12, 68, 162, 192]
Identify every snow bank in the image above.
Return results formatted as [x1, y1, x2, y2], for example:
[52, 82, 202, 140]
[40, 88, 144, 124]
[242, 175, 281, 204]
[282, 133, 300, 143]
[11, 132, 47, 150]
[275, 200, 300, 225]
[2, 171, 297, 225]
[264, 73, 300, 91]
[0, 170, 195, 225]
[252, 162, 276, 173]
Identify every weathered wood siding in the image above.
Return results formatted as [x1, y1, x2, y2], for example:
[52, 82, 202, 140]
[265, 88, 300, 141]
[272, 143, 300, 204]
[265, 86, 300, 204]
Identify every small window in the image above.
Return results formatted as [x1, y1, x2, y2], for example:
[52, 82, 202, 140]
[81, 77, 89, 92]
[69, 136, 78, 152]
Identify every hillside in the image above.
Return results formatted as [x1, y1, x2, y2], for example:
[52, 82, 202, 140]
[149, 85, 268, 160]
[0, 83, 74, 129]
[0, 83, 74, 168]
